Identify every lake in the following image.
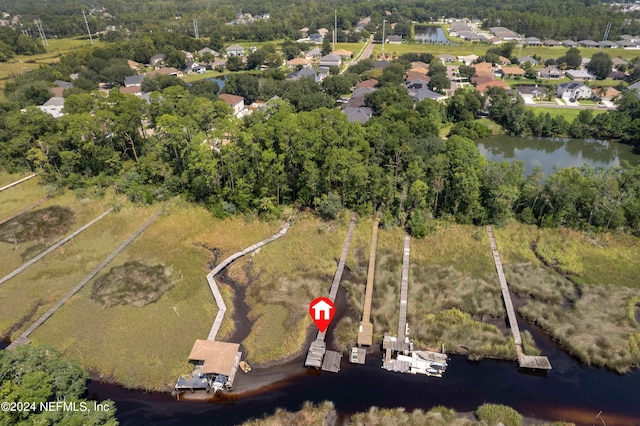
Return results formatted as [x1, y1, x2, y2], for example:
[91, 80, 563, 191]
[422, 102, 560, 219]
[476, 136, 640, 175]
[413, 25, 450, 44]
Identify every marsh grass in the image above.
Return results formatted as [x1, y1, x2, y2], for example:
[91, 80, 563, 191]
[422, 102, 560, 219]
[90, 261, 174, 307]
[28, 201, 278, 389]
[0, 205, 75, 244]
[240, 211, 358, 365]
[520, 330, 541, 356]
[520, 285, 640, 372]
[241, 401, 335, 426]
[505, 263, 575, 304]
[332, 317, 359, 352]
[475, 404, 523, 426]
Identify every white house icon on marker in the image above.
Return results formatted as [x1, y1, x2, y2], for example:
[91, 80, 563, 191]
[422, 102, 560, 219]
[311, 300, 333, 320]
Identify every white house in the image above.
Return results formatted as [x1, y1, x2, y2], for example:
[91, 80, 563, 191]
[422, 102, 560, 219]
[219, 93, 245, 117]
[38, 97, 65, 118]
[225, 45, 245, 57]
[557, 82, 592, 100]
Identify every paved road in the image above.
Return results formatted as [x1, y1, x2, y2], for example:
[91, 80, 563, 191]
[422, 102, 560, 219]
[341, 36, 374, 74]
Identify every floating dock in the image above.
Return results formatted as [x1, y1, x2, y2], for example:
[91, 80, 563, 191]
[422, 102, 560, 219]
[486, 226, 552, 371]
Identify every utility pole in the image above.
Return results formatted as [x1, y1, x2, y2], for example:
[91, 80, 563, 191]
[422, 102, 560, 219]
[193, 18, 199, 40]
[600, 22, 611, 51]
[382, 19, 386, 52]
[333, 10, 337, 52]
[36, 19, 48, 46]
[82, 10, 93, 45]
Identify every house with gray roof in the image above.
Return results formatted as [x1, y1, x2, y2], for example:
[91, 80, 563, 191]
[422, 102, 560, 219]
[342, 106, 373, 123]
[124, 75, 145, 87]
[537, 66, 563, 79]
[319, 54, 341, 68]
[306, 47, 322, 58]
[557, 82, 592, 100]
[565, 69, 596, 81]
[198, 47, 219, 57]
[309, 33, 324, 44]
[578, 39, 599, 48]
[149, 53, 165, 66]
[38, 97, 65, 118]
[562, 40, 578, 48]
[617, 40, 638, 49]
[226, 45, 245, 57]
[386, 34, 403, 44]
[405, 81, 447, 102]
[287, 67, 319, 82]
[524, 36, 541, 46]
[518, 56, 539, 66]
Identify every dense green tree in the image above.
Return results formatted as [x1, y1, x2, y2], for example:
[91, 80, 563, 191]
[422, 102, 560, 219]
[587, 52, 614, 80]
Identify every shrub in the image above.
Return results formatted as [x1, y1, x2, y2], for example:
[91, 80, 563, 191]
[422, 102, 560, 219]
[476, 403, 523, 426]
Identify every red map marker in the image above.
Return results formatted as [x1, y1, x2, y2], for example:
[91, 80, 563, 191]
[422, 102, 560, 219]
[309, 297, 335, 332]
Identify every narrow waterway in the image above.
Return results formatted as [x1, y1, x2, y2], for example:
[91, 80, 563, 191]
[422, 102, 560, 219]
[85, 315, 640, 426]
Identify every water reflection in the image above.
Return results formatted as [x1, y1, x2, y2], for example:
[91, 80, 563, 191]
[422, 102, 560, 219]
[413, 26, 450, 44]
[476, 136, 640, 175]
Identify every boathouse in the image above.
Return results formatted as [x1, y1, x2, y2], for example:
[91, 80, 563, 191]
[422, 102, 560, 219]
[175, 340, 241, 393]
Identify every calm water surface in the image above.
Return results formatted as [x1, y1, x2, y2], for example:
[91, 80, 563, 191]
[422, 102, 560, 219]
[413, 26, 450, 44]
[476, 136, 640, 175]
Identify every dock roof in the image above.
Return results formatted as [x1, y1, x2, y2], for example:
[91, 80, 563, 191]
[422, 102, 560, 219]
[188, 340, 240, 376]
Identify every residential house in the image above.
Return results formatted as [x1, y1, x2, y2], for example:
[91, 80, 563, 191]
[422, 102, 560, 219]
[317, 28, 329, 36]
[608, 70, 627, 80]
[342, 106, 373, 124]
[386, 34, 403, 44]
[37, 97, 65, 118]
[149, 53, 165, 66]
[562, 40, 578, 48]
[475, 80, 511, 94]
[404, 71, 430, 84]
[471, 76, 494, 86]
[344, 87, 377, 108]
[516, 85, 548, 97]
[332, 49, 353, 58]
[225, 45, 245, 57]
[309, 33, 324, 44]
[458, 54, 479, 66]
[582, 57, 592, 68]
[287, 57, 311, 68]
[601, 41, 619, 48]
[437, 54, 456, 64]
[219, 93, 245, 116]
[405, 81, 447, 102]
[498, 56, 511, 65]
[489, 27, 520, 40]
[410, 61, 431, 71]
[578, 40, 599, 48]
[287, 67, 319, 82]
[182, 50, 195, 61]
[501, 66, 526, 77]
[473, 62, 495, 78]
[524, 36, 541, 46]
[518, 56, 539, 66]
[487, 37, 503, 45]
[211, 59, 227, 70]
[119, 86, 142, 95]
[543, 39, 561, 47]
[565, 69, 596, 81]
[306, 47, 323, 58]
[627, 80, 640, 98]
[592, 86, 619, 101]
[557, 82, 592, 100]
[299, 27, 309, 38]
[537, 66, 563, 79]
[127, 60, 142, 70]
[319, 54, 341, 68]
[198, 47, 219, 58]
[612, 57, 629, 67]
[147, 67, 180, 77]
[124, 75, 145, 87]
[617, 40, 639, 49]
[356, 79, 378, 88]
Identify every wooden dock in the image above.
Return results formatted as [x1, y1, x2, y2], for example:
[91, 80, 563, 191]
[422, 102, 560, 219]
[357, 215, 380, 346]
[398, 233, 410, 341]
[305, 213, 356, 370]
[0, 208, 113, 287]
[0, 173, 38, 193]
[486, 226, 551, 371]
[7, 212, 161, 350]
[206, 222, 290, 341]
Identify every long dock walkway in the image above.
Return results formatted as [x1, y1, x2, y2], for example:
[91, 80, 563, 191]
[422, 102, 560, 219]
[0, 208, 113, 286]
[7, 211, 161, 350]
[486, 226, 551, 370]
[206, 222, 290, 341]
[305, 213, 357, 370]
[358, 215, 380, 346]
[0, 173, 37, 193]
[0, 199, 47, 226]
[398, 233, 410, 341]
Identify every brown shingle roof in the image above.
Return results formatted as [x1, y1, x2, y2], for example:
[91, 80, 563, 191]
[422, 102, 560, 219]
[188, 340, 240, 376]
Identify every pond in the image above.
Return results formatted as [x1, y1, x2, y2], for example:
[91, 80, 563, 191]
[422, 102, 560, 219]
[476, 136, 640, 175]
[413, 25, 451, 44]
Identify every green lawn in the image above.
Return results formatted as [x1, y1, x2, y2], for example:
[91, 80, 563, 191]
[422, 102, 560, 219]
[525, 106, 604, 122]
